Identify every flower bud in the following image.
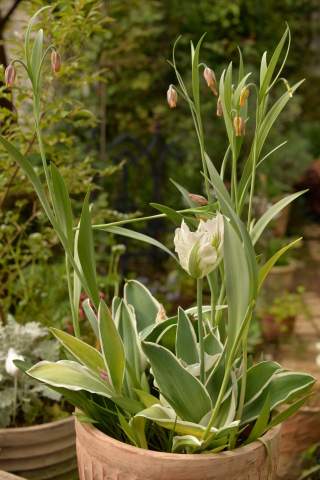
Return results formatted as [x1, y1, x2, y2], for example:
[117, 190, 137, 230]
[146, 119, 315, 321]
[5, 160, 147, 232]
[203, 67, 218, 96]
[217, 97, 222, 117]
[167, 86, 177, 108]
[5, 348, 24, 378]
[51, 51, 61, 73]
[239, 87, 249, 107]
[233, 116, 245, 137]
[155, 304, 167, 324]
[5, 65, 16, 88]
[188, 193, 208, 206]
[98, 367, 109, 383]
[284, 79, 293, 98]
[174, 213, 224, 279]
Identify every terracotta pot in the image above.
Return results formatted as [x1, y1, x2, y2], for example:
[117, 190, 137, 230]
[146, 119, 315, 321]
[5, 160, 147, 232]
[0, 415, 78, 480]
[261, 314, 295, 342]
[75, 417, 282, 480]
[263, 262, 298, 294]
[276, 404, 320, 480]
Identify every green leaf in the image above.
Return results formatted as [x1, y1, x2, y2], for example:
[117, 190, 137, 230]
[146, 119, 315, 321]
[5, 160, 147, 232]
[111, 396, 144, 415]
[117, 409, 139, 447]
[241, 371, 315, 424]
[250, 191, 307, 245]
[73, 412, 98, 424]
[25, 6, 50, 77]
[172, 435, 202, 453]
[245, 393, 270, 444]
[223, 219, 250, 362]
[242, 361, 282, 405]
[51, 328, 105, 375]
[219, 67, 234, 146]
[260, 52, 268, 88]
[98, 225, 178, 262]
[151, 203, 196, 231]
[133, 389, 160, 408]
[170, 179, 199, 208]
[258, 238, 302, 291]
[78, 188, 100, 309]
[238, 47, 244, 84]
[259, 27, 289, 102]
[116, 300, 142, 397]
[141, 342, 212, 423]
[51, 162, 73, 246]
[192, 34, 206, 111]
[176, 307, 199, 365]
[99, 299, 125, 395]
[124, 279, 160, 332]
[27, 360, 114, 396]
[233, 73, 251, 109]
[82, 298, 99, 339]
[31, 28, 43, 89]
[264, 393, 314, 431]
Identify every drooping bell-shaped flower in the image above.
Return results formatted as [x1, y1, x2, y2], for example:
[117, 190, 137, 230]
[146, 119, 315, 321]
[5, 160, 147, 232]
[233, 116, 245, 136]
[51, 51, 61, 73]
[5, 347, 24, 378]
[5, 65, 16, 88]
[167, 86, 177, 108]
[239, 87, 249, 107]
[174, 213, 224, 279]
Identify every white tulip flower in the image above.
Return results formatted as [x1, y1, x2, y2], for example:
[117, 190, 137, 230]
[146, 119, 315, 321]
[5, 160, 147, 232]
[5, 347, 24, 378]
[174, 213, 224, 278]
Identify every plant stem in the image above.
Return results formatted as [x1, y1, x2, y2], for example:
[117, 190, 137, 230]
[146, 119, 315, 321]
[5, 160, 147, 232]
[66, 254, 80, 339]
[197, 278, 205, 384]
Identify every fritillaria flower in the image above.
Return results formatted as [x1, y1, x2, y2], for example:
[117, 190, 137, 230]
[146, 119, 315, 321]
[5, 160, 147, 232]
[167, 86, 177, 108]
[51, 51, 61, 73]
[217, 97, 222, 117]
[188, 193, 208, 206]
[203, 67, 218, 96]
[233, 116, 245, 136]
[174, 213, 224, 278]
[5, 65, 16, 88]
[239, 87, 249, 107]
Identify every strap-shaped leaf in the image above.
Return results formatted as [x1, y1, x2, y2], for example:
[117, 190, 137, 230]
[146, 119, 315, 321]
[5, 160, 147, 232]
[99, 299, 125, 395]
[98, 225, 178, 262]
[245, 393, 270, 444]
[170, 179, 199, 208]
[264, 393, 314, 432]
[51, 162, 73, 246]
[142, 342, 212, 423]
[258, 238, 302, 291]
[259, 26, 289, 102]
[78, 188, 100, 309]
[151, 203, 196, 231]
[116, 300, 142, 397]
[223, 219, 250, 362]
[176, 307, 199, 365]
[242, 361, 281, 406]
[124, 279, 160, 332]
[82, 298, 99, 339]
[250, 191, 307, 245]
[51, 328, 105, 375]
[192, 34, 206, 112]
[241, 371, 315, 424]
[219, 66, 234, 146]
[27, 360, 114, 396]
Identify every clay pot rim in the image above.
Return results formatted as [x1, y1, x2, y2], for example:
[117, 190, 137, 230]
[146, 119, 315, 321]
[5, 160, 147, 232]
[75, 416, 282, 460]
[0, 413, 74, 433]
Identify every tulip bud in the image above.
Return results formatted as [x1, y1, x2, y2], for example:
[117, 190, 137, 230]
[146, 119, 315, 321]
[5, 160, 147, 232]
[233, 116, 245, 137]
[5, 65, 16, 88]
[188, 193, 208, 206]
[167, 86, 177, 108]
[5, 348, 24, 378]
[174, 213, 224, 279]
[51, 51, 61, 73]
[155, 304, 167, 324]
[217, 97, 222, 116]
[239, 87, 249, 107]
[203, 67, 218, 96]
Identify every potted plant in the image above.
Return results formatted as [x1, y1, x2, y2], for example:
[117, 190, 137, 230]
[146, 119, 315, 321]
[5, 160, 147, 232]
[257, 287, 311, 342]
[0, 9, 316, 480]
[0, 316, 77, 479]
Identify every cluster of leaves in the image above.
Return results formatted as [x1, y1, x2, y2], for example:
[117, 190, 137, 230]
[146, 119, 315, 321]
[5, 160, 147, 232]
[0, 315, 63, 428]
[0, 0, 120, 324]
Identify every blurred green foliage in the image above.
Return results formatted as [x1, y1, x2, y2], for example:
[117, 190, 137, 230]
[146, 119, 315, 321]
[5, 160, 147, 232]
[0, 0, 319, 324]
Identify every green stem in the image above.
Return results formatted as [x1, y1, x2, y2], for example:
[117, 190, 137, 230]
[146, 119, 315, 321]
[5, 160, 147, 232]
[65, 254, 80, 339]
[197, 114, 211, 202]
[207, 271, 218, 327]
[197, 278, 205, 384]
